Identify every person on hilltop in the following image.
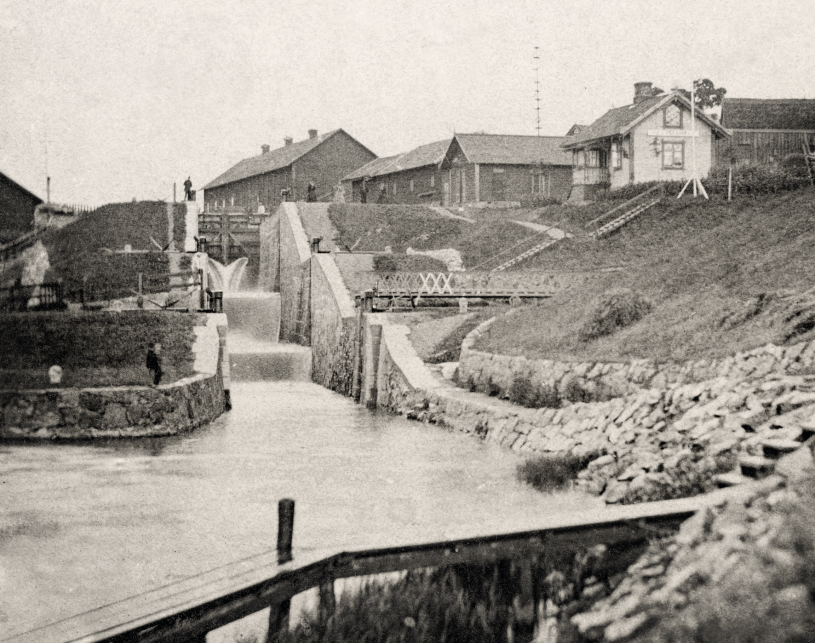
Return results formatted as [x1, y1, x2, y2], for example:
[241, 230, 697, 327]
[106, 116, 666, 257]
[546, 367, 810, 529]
[306, 181, 317, 202]
[146, 342, 163, 387]
[183, 177, 193, 201]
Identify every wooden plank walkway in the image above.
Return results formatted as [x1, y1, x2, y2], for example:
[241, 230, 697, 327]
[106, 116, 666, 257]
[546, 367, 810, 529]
[2, 489, 746, 643]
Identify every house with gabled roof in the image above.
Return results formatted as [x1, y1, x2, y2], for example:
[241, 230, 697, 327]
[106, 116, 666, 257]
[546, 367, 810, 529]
[439, 133, 573, 205]
[563, 82, 730, 201]
[341, 139, 450, 204]
[716, 98, 815, 166]
[1, 170, 43, 244]
[202, 129, 376, 212]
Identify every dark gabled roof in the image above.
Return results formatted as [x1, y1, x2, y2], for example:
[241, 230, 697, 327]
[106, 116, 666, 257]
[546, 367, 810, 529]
[203, 129, 374, 190]
[342, 139, 450, 181]
[563, 91, 729, 149]
[452, 133, 572, 166]
[0, 170, 43, 204]
[721, 98, 815, 130]
[343, 155, 402, 181]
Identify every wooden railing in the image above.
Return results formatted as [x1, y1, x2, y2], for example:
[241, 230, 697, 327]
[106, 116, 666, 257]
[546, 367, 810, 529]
[586, 184, 664, 232]
[0, 282, 63, 312]
[571, 166, 610, 186]
[2, 492, 737, 643]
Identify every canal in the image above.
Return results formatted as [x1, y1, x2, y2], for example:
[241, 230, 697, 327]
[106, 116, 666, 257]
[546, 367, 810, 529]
[1, 379, 603, 640]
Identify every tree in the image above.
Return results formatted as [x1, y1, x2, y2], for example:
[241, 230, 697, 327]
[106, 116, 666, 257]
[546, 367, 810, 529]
[676, 79, 727, 109]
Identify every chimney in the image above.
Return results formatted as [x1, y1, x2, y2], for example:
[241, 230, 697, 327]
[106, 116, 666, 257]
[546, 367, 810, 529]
[284, 136, 293, 146]
[261, 144, 270, 154]
[633, 82, 653, 104]
[308, 129, 318, 139]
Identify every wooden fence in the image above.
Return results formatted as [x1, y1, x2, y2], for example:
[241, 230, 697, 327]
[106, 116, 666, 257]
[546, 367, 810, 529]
[2, 491, 736, 643]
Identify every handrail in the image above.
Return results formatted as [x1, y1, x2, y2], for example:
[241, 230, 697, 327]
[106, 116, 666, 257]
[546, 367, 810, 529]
[1, 490, 737, 643]
[586, 184, 663, 228]
[468, 226, 554, 271]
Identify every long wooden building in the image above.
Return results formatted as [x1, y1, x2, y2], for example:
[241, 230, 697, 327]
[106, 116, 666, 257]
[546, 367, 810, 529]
[716, 98, 815, 166]
[202, 129, 376, 212]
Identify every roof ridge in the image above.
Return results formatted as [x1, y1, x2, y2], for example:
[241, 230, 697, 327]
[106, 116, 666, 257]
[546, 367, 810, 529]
[456, 132, 568, 139]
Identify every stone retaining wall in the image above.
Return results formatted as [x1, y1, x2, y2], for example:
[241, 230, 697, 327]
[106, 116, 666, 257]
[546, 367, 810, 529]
[371, 313, 815, 505]
[1, 313, 229, 440]
[459, 316, 815, 403]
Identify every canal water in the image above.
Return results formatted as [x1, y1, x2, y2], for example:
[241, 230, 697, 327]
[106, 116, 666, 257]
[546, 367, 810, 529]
[1, 361, 603, 641]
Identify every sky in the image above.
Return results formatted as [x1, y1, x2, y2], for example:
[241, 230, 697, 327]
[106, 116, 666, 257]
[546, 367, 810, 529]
[1, 0, 814, 206]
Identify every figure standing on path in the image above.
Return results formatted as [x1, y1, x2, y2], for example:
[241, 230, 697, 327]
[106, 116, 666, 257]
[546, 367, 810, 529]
[183, 177, 193, 201]
[360, 179, 368, 203]
[307, 182, 317, 202]
[146, 342, 163, 386]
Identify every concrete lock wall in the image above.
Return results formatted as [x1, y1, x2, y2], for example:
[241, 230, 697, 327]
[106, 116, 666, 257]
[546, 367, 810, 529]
[277, 203, 311, 344]
[1, 313, 229, 440]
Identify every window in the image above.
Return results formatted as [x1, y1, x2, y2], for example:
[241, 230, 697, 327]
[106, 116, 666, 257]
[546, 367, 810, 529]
[430, 175, 435, 188]
[393, 182, 397, 196]
[611, 141, 622, 169]
[664, 104, 682, 128]
[575, 150, 585, 167]
[409, 179, 414, 193]
[586, 150, 600, 168]
[532, 174, 545, 194]
[662, 141, 684, 169]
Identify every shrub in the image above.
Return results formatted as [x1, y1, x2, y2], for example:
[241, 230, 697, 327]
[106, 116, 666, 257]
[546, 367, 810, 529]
[594, 180, 684, 202]
[707, 164, 811, 195]
[578, 289, 653, 343]
[508, 374, 560, 408]
[517, 453, 595, 492]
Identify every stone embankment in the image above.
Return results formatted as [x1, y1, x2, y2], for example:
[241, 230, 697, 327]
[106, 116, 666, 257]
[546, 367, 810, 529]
[567, 445, 815, 642]
[1, 313, 229, 440]
[378, 314, 815, 504]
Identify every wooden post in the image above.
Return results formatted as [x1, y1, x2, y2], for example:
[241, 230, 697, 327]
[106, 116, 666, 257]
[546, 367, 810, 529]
[138, 273, 143, 296]
[277, 499, 295, 564]
[318, 581, 336, 622]
[267, 499, 295, 643]
[494, 560, 515, 643]
[728, 166, 733, 201]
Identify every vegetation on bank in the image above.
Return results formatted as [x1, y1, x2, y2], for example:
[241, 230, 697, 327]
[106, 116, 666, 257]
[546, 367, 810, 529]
[0, 310, 198, 387]
[479, 189, 815, 363]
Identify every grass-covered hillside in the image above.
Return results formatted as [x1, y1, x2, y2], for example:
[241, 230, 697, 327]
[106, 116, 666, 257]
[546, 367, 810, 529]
[327, 203, 534, 269]
[479, 189, 815, 363]
[1, 201, 185, 300]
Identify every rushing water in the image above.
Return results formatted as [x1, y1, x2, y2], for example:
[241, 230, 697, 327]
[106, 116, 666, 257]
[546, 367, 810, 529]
[0, 381, 603, 640]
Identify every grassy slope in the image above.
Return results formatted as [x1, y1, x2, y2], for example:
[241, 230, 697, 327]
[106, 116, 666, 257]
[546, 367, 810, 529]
[480, 190, 815, 362]
[327, 204, 534, 269]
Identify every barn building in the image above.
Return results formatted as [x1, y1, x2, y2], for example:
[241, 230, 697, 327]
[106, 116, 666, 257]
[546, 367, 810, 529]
[0, 170, 43, 244]
[202, 129, 376, 212]
[715, 98, 815, 166]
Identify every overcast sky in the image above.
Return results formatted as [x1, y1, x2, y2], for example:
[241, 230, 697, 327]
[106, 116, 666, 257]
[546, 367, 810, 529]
[2, 0, 813, 205]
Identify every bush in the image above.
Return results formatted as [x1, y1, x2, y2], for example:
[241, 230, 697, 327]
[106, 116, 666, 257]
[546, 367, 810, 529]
[593, 181, 685, 202]
[0, 310, 200, 377]
[578, 289, 653, 343]
[517, 453, 595, 492]
[707, 164, 811, 195]
[508, 374, 560, 408]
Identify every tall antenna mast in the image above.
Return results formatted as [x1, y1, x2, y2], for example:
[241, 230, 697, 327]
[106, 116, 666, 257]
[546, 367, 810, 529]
[534, 46, 541, 137]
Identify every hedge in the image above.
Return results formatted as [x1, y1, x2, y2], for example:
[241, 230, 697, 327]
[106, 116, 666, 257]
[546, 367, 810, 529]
[0, 310, 203, 375]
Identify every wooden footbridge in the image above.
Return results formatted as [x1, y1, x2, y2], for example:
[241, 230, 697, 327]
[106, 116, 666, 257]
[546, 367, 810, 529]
[360, 270, 591, 307]
[3, 490, 746, 643]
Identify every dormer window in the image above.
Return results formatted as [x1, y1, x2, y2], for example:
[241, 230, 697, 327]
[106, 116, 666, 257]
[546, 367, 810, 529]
[664, 104, 682, 128]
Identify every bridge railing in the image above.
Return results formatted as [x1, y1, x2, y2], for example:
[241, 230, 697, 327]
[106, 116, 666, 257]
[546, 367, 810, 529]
[1, 492, 731, 643]
[355, 271, 593, 298]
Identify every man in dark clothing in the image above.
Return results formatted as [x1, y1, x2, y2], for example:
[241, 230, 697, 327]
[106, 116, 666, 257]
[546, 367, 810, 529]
[360, 180, 368, 203]
[183, 177, 193, 201]
[146, 342, 163, 386]
[306, 182, 317, 202]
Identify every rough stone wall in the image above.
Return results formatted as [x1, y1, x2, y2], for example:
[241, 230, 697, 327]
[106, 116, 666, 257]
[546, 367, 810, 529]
[0, 371, 225, 440]
[460, 317, 815, 404]
[371, 313, 815, 505]
[277, 203, 311, 344]
[310, 254, 355, 394]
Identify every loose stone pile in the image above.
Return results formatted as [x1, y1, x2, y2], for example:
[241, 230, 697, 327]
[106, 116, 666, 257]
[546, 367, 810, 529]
[569, 445, 815, 642]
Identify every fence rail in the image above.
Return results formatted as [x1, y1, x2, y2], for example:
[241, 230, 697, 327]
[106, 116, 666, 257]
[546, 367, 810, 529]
[0, 282, 63, 312]
[2, 491, 732, 643]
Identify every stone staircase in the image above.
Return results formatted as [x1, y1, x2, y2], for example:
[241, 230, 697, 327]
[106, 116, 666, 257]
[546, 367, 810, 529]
[715, 425, 815, 488]
[590, 196, 662, 239]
